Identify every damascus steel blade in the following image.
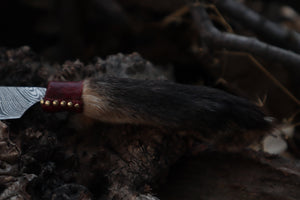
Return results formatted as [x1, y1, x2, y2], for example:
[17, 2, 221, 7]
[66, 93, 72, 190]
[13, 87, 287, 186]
[0, 87, 46, 120]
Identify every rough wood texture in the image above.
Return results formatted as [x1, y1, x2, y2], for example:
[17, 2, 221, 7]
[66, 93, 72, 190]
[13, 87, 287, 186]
[0, 47, 298, 200]
[159, 150, 300, 200]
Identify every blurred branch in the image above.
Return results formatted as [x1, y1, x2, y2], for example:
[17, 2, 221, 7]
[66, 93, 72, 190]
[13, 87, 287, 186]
[205, 5, 300, 106]
[214, 0, 300, 53]
[208, 5, 300, 106]
[92, 0, 131, 26]
[190, 3, 300, 75]
[261, 0, 300, 13]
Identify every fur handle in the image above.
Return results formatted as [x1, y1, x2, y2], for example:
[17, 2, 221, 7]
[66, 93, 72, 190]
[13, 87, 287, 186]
[82, 77, 272, 132]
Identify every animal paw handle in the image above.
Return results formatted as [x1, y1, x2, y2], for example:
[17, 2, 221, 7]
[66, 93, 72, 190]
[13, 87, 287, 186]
[40, 81, 84, 112]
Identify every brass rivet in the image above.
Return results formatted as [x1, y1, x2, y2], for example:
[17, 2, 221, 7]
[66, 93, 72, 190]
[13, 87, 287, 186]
[53, 100, 59, 106]
[60, 101, 66, 106]
[74, 103, 80, 108]
[67, 102, 73, 107]
[40, 99, 44, 105]
[45, 100, 51, 106]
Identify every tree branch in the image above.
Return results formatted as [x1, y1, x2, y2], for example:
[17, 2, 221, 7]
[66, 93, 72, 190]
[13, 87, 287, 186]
[214, 0, 300, 53]
[190, 3, 300, 74]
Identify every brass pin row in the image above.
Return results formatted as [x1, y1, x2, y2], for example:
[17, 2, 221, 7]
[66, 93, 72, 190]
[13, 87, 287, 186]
[40, 99, 80, 108]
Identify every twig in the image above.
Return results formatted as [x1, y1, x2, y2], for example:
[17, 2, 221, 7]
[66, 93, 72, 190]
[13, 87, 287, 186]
[219, 50, 300, 106]
[190, 3, 300, 75]
[161, 5, 189, 26]
[248, 54, 300, 106]
[204, 4, 234, 33]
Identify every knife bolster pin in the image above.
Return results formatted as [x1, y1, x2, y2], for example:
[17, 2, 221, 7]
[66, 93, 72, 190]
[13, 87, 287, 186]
[40, 99, 79, 108]
[60, 101, 66, 106]
[53, 100, 59, 106]
[45, 100, 51, 106]
[67, 102, 73, 107]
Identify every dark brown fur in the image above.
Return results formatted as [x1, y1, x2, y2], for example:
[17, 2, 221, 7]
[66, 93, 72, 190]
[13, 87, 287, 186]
[83, 77, 272, 135]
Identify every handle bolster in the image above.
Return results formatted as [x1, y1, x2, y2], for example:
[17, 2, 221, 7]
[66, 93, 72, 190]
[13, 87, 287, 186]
[41, 81, 84, 113]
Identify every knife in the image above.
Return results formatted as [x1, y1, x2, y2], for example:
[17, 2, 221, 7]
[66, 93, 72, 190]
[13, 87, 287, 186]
[0, 77, 272, 132]
[0, 81, 82, 120]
